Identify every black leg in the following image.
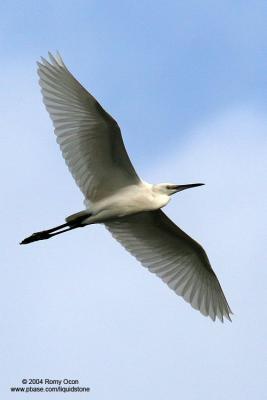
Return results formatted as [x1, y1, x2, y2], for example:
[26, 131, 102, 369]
[20, 224, 81, 245]
[44, 225, 78, 238]
[20, 213, 91, 245]
[45, 222, 69, 233]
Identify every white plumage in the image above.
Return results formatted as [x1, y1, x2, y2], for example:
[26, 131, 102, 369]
[21, 52, 232, 322]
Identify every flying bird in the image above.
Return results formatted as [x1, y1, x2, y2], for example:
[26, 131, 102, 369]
[21, 52, 232, 322]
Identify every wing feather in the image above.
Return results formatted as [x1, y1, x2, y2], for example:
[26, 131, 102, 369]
[37, 52, 140, 202]
[105, 210, 232, 322]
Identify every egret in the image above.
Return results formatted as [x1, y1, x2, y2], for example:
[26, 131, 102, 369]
[21, 52, 232, 322]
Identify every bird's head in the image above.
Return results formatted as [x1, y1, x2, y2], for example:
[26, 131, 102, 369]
[153, 182, 205, 196]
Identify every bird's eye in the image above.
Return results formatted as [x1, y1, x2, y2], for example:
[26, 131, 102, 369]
[166, 185, 172, 190]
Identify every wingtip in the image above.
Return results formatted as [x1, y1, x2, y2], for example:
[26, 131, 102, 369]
[224, 313, 232, 322]
[48, 51, 60, 67]
[38, 51, 66, 68]
[37, 51, 67, 73]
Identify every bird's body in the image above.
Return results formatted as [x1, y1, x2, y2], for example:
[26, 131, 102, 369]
[81, 181, 170, 224]
[21, 52, 233, 322]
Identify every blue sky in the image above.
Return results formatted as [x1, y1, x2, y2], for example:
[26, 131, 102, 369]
[1, 1, 266, 399]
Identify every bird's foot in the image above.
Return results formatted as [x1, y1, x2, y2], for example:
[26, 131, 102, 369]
[20, 230, 51, 245]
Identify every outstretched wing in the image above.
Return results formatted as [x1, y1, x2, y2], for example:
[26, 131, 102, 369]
[105, 210, 232, 322]
[37, 52, 140, 202]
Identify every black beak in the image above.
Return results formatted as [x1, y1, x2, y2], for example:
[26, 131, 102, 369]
[173, 183, 205, 192]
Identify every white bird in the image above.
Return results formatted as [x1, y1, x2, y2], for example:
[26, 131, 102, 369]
[21, 52, 232, 322]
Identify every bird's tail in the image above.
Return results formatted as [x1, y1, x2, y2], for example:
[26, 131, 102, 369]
[65, 210, 91, 225]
